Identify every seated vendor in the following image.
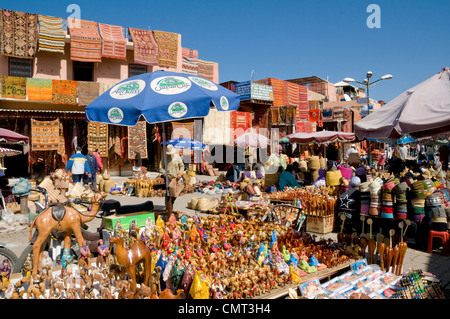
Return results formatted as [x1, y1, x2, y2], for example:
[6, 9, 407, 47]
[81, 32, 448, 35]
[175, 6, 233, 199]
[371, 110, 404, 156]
[278, 164, 302, 190]
[226, 163, 243, 183]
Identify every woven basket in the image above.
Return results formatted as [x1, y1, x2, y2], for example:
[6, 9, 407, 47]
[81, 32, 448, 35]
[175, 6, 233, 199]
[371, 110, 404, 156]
[326, 170, 342, 186]
[299, 160, 308, 173]
[197, 197, 210, 212]
[308, 156, 321, 170]
[319, 156, 327, 170]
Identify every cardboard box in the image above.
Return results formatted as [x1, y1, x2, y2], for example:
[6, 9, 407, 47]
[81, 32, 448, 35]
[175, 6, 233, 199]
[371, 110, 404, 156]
[306, 215, 334, 234]
[103, 211, 156, 232]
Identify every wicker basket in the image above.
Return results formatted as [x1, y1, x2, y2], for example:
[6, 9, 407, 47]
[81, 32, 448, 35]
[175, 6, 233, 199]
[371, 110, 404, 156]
[308, 156, 321, 170]
[326, 170, 342, 187]
[319, 156, 327, 170]
[299, 160, 308, 172]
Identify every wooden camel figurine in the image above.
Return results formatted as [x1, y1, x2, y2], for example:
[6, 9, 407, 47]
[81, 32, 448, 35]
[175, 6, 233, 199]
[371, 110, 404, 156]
[109, 236, 152, 293]
[28, 192, 107, 277]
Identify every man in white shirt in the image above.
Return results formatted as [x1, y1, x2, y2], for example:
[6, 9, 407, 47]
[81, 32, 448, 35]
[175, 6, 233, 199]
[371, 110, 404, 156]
[159, 144, 185, 178]
[346, 144, 359, 160]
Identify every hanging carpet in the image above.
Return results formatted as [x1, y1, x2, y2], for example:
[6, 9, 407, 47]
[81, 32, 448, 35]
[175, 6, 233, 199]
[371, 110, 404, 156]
[88, 122, 108, 157]
[182, 47, 198, 59]
[182, 56, 198, 75]
[31, 119, 60, 151]
[67, 18, 102, 62]
[37, 15, 65, 54]
[128, 121, 148, 159]
[128, 28, 159, 66]
[197, 60, 214, 82]
[52, 80, 78, 105]
[0, 9, 38, 58]
[77, 81, 100, 106]
[1, 76, 27, 99]
[98, 23, 127, 60]
[153, 30, 178, 69]
[26, 78, 52, 101]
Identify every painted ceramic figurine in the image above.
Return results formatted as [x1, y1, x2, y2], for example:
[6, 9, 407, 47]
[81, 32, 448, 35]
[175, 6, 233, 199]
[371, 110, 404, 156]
[61, 248, 73, 276]
[0, 259, 11, 288]
[79, 240, 91, 269]
[97, 239, 110, 268]
[114, 220, 124, 237]
[41, 251, 53, 274]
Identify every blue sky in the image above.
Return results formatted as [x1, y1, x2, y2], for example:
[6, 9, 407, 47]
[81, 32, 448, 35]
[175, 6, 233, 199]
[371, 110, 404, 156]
[3, 0, 450, 102]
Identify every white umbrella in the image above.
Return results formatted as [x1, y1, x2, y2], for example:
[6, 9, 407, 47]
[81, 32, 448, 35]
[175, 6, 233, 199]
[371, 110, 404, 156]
[355, 68, 450, 139]
[233, 131, 271, 148]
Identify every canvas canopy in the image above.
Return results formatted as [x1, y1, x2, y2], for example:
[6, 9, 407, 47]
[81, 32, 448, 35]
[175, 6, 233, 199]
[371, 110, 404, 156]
[355, 68, 450, 139]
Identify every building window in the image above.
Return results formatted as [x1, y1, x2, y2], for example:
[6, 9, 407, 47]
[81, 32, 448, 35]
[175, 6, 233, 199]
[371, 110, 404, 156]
[9, 57, 33, 78]
[73, 61, 94, 81]
[129, 64, 147, 78]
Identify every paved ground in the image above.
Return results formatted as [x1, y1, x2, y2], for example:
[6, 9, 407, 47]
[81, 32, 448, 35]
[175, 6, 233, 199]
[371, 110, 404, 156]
[1, 173, 449, 292]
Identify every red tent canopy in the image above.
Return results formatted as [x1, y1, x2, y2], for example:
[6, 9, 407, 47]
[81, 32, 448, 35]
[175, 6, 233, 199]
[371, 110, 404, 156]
[0, 128, 29, 144]
[285, 130, 355, 144]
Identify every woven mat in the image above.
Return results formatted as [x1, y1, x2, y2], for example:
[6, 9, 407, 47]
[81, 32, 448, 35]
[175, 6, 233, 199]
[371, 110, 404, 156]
[128, 121, 148, 159]
[153, 30, 178, 68]
[269, 78, 285, 108]
[77, 81, 100, 106]
[128, 28, 159, 66]
[197, 60, 214, 81]
[182, 47, 198, 59]
[1, 76, 26, 99]
[38, 15, 65, 54]
[287, 82, 299, 106]
[88, 122, 108, 157]
[67, 18, 102, 62]
[0, 9, 38, 58]
[27, 78, 52, 101]
[31, 119, 60, 151]
[52, 80, 78, 104]
[182, 56, 198, 75]
[99, 23, 127, 60]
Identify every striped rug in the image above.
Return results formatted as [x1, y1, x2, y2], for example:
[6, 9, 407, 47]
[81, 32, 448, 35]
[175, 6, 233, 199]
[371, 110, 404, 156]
[27, 78, 52, 101]
[197, 60, 215, 81]
[98, 23, 127, 60]
[182, 56, 198, 75]
[38, 15, 65, 54]
[128, 28, 159, 66]
[67, 18, 102, 62]
[153, 30, 178, 69]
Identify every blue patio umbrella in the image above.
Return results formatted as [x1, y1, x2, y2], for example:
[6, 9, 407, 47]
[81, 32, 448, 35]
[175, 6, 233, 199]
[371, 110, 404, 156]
[85, 70, 240, 212]
[161, 138, 206, 150]
[85, 70, 239, 125]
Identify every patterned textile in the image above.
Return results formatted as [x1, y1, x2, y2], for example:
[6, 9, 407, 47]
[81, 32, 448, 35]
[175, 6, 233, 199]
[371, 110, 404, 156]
[77, 81, 100, 106]
[57, 122, 67, 165]
[309, 109, 320, 122]
[287, 82, 299, 106]
[26, 78, 52, 101]
[153, 30, 178, 69]
[269, 78, 285, 108]
[128, 121, 148, 159]
[182, 56, 198, 75]
[31, 119, 60, 151]
[197, 60, 215, 82]
[0, 9, 38, 58]
[37, 15, 65, 54]
[99, 82, 115, 95]
[322, 108, 333, 118]
[98, 23, 127, 60]
[52, 80, 78, 105]
[128, 28, 159, 66]
[67, 18, 102, 62]
[182, 47, 198, 59]
[88, 122, 108, 157]
[1, 76, 26, 99]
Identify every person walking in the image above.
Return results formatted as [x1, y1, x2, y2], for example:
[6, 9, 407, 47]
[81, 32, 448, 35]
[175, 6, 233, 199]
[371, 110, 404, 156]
[66, 146, 91, 184]
[93, 148, 103, 173]
[85, 148, 99, 190]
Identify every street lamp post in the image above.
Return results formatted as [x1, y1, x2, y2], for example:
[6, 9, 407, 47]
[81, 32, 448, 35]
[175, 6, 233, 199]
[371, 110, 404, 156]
[343, 72, 392, 166]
